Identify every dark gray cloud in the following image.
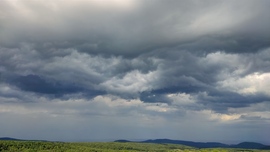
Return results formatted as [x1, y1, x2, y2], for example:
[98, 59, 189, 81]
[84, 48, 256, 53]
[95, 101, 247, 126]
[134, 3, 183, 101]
[1, 0, 270, 56]
[0, 0, 270, 143]
[1, 44, 270, 110]
[10, 74, 82, 94]
[197, 90, 270, 113]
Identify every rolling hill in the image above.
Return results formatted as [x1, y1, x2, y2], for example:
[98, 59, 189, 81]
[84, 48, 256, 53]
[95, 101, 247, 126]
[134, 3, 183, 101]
[116, 138, 270, 149]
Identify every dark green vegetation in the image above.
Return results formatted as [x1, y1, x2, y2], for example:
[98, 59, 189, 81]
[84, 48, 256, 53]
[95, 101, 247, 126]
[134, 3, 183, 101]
[0, 140, 270, 152]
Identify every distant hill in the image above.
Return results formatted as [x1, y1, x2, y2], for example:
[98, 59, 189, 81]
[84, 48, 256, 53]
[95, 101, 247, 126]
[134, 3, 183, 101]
[0, 137, 22, 141]
[114, 139, 132, 143]
[262, 146, 270, 150]
[115, 139, 270, 149]
[232, 142, 267, 149]
[0, 137, 49, 142]
[142, 139, 229, 148]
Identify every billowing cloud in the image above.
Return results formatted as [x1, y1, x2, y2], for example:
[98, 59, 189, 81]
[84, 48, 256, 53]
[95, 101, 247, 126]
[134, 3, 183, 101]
[0, 0, 270, 144]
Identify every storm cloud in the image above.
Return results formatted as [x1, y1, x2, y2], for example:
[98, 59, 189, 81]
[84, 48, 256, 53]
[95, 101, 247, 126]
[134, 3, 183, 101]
[0, 0, 270, 144]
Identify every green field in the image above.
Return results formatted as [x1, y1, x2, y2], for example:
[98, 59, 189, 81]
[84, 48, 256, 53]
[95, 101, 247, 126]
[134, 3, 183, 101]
[0, 140, 269, 152]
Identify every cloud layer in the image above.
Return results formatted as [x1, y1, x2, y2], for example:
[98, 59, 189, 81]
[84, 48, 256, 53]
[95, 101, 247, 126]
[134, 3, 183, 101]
[0, 0, 270, 144]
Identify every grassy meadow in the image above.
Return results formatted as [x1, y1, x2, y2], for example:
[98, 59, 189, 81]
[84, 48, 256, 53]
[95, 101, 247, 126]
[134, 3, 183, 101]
[0, 140, 269, 152]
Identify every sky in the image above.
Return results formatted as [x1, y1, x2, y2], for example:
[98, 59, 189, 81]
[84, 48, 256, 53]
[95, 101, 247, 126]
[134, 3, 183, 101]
[0, 0, 270, 144]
